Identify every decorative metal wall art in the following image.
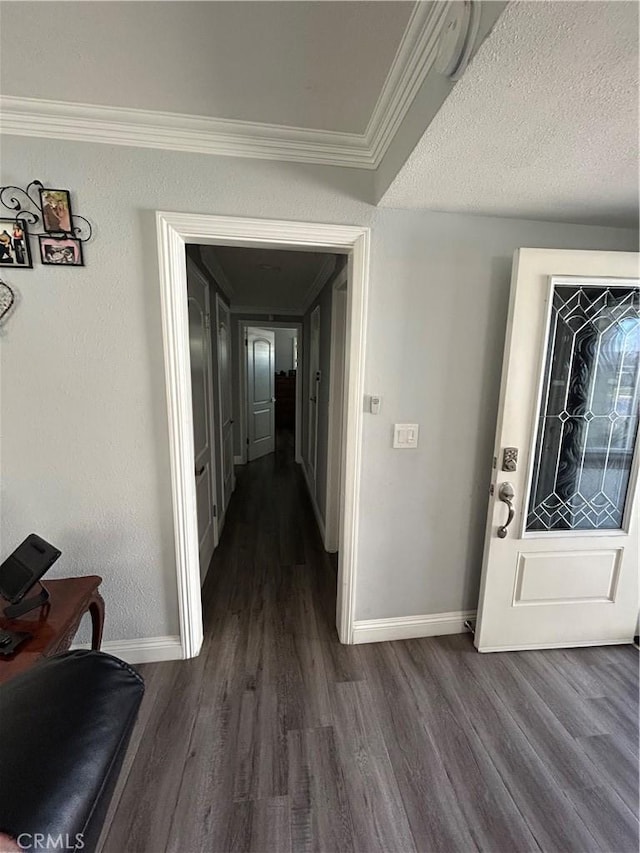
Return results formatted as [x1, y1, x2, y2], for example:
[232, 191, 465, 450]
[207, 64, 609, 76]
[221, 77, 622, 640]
[0, 279, 17, 325]
[0, 180, 91, 267]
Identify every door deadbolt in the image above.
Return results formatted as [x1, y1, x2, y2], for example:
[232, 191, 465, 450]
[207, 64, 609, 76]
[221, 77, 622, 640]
[502, 447, 518, 472]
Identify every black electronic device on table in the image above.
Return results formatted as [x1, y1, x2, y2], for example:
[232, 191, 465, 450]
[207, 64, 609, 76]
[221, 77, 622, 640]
[0, 533, 61, 619]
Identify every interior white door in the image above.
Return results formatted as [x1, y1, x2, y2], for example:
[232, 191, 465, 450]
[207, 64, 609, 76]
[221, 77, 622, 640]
[216, 295, 235, 523]
[476, 249, 639, 652]
[187, 259, 217, 584]
[308, 305, 321, 486]
[247, 328, 275, 461]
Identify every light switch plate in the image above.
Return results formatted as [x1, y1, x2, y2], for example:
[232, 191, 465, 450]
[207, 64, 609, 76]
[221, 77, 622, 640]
[393, 423, 419, 449]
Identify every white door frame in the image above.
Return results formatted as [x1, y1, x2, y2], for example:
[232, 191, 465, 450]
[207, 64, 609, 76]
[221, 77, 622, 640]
[325, 265, 348, 553]
[156, 211, 370, 657]
[237, 320, 303, 466]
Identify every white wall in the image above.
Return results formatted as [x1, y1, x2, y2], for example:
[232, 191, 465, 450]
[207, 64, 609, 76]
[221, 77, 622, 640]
[274, 328, 297, 374]
[0, 135, 636, 646]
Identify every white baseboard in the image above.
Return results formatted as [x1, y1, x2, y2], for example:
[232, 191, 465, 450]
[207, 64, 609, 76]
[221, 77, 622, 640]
[301, 461, 326, 545]
[233, 454, 244, 465]
[352, 610, 476, 645]
[72, 634, 183, 664]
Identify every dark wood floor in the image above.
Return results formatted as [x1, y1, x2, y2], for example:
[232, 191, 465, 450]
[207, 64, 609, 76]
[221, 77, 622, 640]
[100, 430, 639, 853]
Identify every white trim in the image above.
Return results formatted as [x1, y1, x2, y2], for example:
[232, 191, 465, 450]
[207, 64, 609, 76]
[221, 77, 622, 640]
[352, 610, 477, 645]
[157, 215, 204, 660]
[0, 96, 370, 168]
[157, 212, 369, 652]
[0, 5, 448, 169]
[72, 635, 183, 664]
[302, 459, 326, 545]
[325, 267, 348, 553]
[301, 255, 337, 313]
[365, 0, 449, 165]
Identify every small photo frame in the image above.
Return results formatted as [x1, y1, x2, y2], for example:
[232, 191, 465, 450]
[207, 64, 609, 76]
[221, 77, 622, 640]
[39, 188, 73, 233]
[39, 235, 84, 266]
[0, 218, 33, 269]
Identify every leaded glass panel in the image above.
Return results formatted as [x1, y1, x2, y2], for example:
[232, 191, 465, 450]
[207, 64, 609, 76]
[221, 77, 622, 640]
[526, 282, 640, 532]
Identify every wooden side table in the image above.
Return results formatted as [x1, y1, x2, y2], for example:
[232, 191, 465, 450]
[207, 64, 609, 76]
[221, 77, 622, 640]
[0, 576, 104, 686]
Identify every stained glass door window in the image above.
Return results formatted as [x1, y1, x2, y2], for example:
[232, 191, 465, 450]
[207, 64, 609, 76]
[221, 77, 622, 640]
[526, 281, 640, 532]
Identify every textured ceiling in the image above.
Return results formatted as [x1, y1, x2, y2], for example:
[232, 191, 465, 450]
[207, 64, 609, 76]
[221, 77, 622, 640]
[0, 1, 413, 134]
[379, 0, 639, 227]
[201, 246, 334, 313]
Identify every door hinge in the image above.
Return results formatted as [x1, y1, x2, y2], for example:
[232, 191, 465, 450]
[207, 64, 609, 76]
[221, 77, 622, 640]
[204, 313, 211, 331]
[492, 456, 497, 470]
[246, 437, 249, 445]
[489, 484, 495, 496]
[213, 505, 217, 518]
[245, 338, 248, 347]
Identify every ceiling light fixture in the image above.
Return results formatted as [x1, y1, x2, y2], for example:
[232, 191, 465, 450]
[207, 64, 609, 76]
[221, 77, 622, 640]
[434, 0, 481, 81]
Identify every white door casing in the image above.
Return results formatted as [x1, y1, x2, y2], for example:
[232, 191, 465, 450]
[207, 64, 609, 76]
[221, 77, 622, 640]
[476, 249, 640, 652]
[247, 327, 276, 461]
[186, 258, 217, 584]
[307, 305, 321, 490]
[215, 293, 235, 524]
[156, 212, 370, 657]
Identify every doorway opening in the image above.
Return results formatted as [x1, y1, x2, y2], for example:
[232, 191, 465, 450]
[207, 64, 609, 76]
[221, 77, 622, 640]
[157, 212, 370, 657]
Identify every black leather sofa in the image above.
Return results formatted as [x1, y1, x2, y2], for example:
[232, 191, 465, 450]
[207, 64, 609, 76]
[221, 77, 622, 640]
[0, 650, 144, 853]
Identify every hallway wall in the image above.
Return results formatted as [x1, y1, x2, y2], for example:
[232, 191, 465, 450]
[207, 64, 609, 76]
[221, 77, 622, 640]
[1, 135, 636, 649]
[301, 259, 347, 526]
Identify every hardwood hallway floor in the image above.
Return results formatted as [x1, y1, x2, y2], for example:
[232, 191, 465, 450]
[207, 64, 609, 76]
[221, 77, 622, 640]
[100, 430, 639, 853]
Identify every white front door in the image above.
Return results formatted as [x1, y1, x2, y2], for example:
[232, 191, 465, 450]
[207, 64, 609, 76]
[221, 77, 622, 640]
[308, 305, 321, 486]
[247, 327, 275, 461]
[476, 249, 639, 652]
[216, 295, 235, 524]
[187, 259, 217, 583]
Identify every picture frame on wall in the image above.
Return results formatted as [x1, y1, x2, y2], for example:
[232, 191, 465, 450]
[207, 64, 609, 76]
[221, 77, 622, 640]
[39, 188, 73, 233]
[39, 235, 84, 266]
[0, 218, 33, 268]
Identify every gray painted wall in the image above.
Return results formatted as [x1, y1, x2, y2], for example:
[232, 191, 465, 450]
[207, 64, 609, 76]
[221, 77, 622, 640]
[0, 135, 636, 644]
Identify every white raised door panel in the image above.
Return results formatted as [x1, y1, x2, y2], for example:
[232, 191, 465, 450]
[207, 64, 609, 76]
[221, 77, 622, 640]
[247, 328, 275, 461]
[187, 258, 217, 583]
[476, 249, 639, 652]
[216, 294, 235, 522]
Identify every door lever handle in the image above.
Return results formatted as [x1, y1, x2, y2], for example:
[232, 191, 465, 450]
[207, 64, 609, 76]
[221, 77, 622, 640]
[497, 482, 515, 539]
[195, 465, 205, 478]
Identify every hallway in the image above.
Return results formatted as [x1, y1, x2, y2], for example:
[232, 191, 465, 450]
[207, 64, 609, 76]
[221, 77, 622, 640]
[100, 433, 639, 853]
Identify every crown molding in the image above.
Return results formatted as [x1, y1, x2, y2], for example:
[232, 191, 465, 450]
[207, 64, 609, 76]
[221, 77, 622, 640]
[365, 0, 450, 166]
[0, 2, 449, 169]
[0, 95, 373, 168]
